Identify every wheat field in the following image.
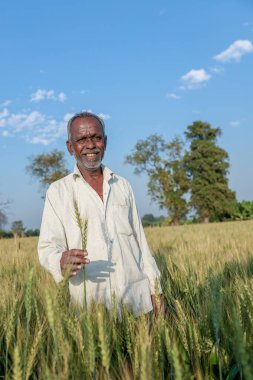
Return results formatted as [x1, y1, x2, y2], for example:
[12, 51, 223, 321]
[0, 221, 253, 379]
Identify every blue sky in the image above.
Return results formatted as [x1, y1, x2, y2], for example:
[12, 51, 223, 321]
[0, 0, 253, 229]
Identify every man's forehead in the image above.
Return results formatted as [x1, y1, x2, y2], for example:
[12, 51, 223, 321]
[71, 116, 103, 133]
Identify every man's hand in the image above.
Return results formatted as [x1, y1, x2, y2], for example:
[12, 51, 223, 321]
[60, 249, 90, 277]
[151, 294, 165, 317]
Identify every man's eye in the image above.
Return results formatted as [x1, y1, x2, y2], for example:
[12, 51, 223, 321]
[77, 138, 87, 143]
[75, 136, 103, 144]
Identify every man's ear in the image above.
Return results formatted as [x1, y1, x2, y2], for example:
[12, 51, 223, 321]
[66, 140, 74, 156]
[104, 135, 107, 150]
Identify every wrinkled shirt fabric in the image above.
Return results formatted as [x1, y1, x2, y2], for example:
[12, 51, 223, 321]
[38, 165, 162, 316]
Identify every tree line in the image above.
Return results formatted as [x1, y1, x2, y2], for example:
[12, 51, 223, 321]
[0, 219, 39, 239]
[0, 120, 252, 233]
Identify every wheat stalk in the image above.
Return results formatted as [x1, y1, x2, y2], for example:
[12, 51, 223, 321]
[12, 346, 22, 380]
[73, 198, 88, 309]
[25, 323, 44, 380]
[97, 310, 110, 375]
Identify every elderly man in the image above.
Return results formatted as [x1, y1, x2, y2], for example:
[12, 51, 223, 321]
[38, 112, 163, 316]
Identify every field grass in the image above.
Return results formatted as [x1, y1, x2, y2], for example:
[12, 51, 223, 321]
[1, 220, 253, 379]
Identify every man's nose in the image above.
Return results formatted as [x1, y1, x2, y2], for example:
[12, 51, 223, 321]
[85, 137, 96, 148]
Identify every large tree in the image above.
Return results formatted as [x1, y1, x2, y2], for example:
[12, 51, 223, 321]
[184, 121, 236, 223]
[126, 135, 189, 225]
[27, 149, 69, 196]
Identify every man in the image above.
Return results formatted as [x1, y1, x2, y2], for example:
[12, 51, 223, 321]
[38, 112, 163, 316]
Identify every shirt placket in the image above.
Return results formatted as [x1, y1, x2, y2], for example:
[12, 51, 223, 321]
[79, 174, 116, 305]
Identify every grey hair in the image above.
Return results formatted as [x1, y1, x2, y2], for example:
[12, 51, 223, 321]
[67, 111, 105, 139]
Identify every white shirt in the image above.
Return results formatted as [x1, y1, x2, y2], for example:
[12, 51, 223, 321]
[38, 165, 161, 316]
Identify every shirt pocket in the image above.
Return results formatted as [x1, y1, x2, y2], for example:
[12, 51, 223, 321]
[113, 203, 133, 236]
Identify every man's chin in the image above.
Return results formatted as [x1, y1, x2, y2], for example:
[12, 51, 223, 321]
[78, 160, 102, 172]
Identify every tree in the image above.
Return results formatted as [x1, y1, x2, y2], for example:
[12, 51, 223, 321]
[142, 214, 156, 223]
[126, 135, 189, 225]
[11, 220, 25, 238]
[0, 196, 9, 230]
[0, 210, 8, 229]
[184, 121, 236, 223]
[26, 150, 69, 196]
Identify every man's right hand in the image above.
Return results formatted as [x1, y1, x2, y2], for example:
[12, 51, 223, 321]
[60, 249, 90, 277]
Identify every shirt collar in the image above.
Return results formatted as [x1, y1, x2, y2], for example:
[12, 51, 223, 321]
[72, 164, 114, 182]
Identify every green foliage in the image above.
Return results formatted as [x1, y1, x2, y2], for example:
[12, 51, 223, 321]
[184, 121, 236, 222]
[141, 214, 165, 227]
[0, 228, 39, 239]
[25, 228, 40, 237]
[142, 214, 156, 222]
[126, 121, 236, 224]
[126, 135, 189, 225]
[26, 149, 69, 195]
[0, 230, 12, 238]
[233, 201, 253, 220]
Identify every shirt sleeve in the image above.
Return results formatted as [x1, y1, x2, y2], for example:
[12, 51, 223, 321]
[38, 186, 67, 283]
[128, 182, 162, 295]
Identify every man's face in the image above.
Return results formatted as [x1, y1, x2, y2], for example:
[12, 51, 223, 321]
[67, 116, 107, 172]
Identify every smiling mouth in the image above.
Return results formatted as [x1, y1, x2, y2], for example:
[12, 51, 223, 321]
[82, 152, 100, 161]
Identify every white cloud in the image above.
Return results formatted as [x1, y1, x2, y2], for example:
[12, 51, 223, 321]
[30, 89, 54, 102]
[30, 89, 67, 102]
[166, 92, 181, 100]
[27, 136, 53, 145]
[0, 108, 63, 144]
[2, 130, 11, 137]
[24, 111, 44, 127]
[229, 120, 241, 127]
[98, 113, 111, 120]
[7, 111, 44, 131]
[58, 92, 67, 102]
[210, 66, 224, 74]
[64, 113, 74, 122]
[1, 108, 111, 145]
[80, 89, 89, 95]
[1, 100, 12, 107]
[0, 108, 9, 119]
[214, 40, 253, 63]
[181, 69, 211, 89]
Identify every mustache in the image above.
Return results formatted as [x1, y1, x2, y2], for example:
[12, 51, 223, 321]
[81, 148, 101, 154]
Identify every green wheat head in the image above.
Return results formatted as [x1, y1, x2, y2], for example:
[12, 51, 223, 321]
[73, 199, 88, 250]
[73, 198, 88, 310]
